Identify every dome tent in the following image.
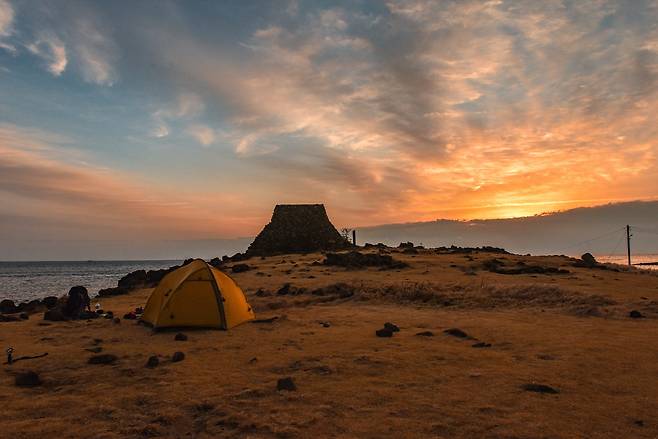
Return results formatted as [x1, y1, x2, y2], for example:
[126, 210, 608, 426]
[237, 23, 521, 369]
[141, 259, 254, 329]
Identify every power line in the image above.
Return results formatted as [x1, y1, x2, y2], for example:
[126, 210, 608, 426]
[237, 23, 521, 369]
[562, 226, 626, 251]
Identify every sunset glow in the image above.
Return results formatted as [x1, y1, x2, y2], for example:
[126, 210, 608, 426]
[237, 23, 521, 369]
[1, 0, 657, 246]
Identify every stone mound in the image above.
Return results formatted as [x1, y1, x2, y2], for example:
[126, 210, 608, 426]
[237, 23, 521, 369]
[246, 204, 351, 256]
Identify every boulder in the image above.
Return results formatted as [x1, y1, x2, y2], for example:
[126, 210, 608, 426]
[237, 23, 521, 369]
[0, 299, 17, 314]
[97, 287, 129, 297]
[443, 328, 469, 338]
[581, 253, 598, 267]
[172, 352, 185, 363]
[376, 328, 393, 337]
[246, 204, 351, 256]
[17, 299, 44, 314]
[117, 270, 147, 289]
[231, 263, 251, 273]
[384, 322, 400, 332]
[174, 333, 188, 341]
[521, 383, 559, 394]
[146, 356, 159, 368]
[0, 314, 20, 322]
[145, 269, 170, 285]
[209, 257, 222, 268]
[629, 310, 644, 319]
[41, 296, 59, 309]
[277, 377, 297, 391]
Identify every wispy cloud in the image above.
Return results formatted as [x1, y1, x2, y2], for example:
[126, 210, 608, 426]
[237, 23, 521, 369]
[0, 0, 15, 52]
[26, 34, 68, 76]
[187, 124, 216, 146]
[0, 123, 258, 239]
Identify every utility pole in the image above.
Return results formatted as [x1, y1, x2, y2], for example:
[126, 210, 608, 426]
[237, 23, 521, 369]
[626, 225, 632, 266]
[352, 229, 357, 246]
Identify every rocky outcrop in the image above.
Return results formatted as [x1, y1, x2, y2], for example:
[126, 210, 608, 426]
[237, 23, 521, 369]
[247, 204, 351, 256]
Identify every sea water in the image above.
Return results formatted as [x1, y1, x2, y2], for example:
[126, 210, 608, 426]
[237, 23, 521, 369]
[0, 260, 180, 303]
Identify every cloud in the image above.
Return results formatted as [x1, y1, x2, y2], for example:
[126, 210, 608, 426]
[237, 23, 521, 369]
[187, 124, 216, 146]
[0, 0, 13, 37]
[0, 123, 258, 239]
[70, 16, 118, 85]
[0, 0, 15, 53]
[26, 35, 68, 76]
[150, 93, 206, 139]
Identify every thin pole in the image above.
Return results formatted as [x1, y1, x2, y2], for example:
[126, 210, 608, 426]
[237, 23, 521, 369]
[626, 225, 632, 266]
[352, 229, 356, 246]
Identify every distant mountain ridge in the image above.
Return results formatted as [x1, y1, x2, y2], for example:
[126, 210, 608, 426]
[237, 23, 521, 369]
[2, 201, 657, 260]
[356, 200, 658, 256]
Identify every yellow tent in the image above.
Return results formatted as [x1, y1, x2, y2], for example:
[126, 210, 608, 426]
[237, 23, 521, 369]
[141, 259, 254, 329]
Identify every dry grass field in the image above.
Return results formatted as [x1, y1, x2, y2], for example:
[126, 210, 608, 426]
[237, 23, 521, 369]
[2, 249, 658, 438]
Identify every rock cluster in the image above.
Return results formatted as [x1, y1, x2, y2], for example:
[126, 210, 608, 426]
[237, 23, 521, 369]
[97, 260, 196, 297]
[246, 204, 351, 256]
[1, 296, 59, 315]
[323, 251, 408, 270]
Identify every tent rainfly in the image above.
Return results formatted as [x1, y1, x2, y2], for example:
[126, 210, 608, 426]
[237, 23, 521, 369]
[141, 259, 254, 329]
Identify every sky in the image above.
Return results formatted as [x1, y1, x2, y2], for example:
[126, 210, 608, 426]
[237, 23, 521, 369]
[1, 0, 657, 258]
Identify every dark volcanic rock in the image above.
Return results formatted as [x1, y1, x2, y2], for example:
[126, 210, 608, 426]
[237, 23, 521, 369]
[15, 371, 42, 387]
[415, 331, 434, 337]
[118, 270, 147, 289]
[521, 383, 559, 394]
[146, 356, 159, 368]
[17, 299, 44, 314]
[209, 257, 222, 267]
[323, 251, 408, 270]
[146, 269, 171, 285]
[276, 377, 297, 391]
[376, 328, 394, 337]
[88, 354, 118, 365]
[629, 310, 644, 319]
[581, 253, 598, 267]
[384, 322, 400, 332]
[276, 283, 292, 296]
[0, 314, 20, 322]
[231, 263, 251, 273]
[472, 342, 492, 348]
[398, 242, 415, 249]
[246, 204, 351, 256]
[364, 243, 388, 249]
[98, 287, 129, 297]
[172, 352, 185, 363]
[41, 296, 59, 309]
[443, 328, 469, 338]
[0, 299, 17, 314]
[482, 258, 569, 275]
[437, 245, 510, 255]
[174, 333, 188, 341]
